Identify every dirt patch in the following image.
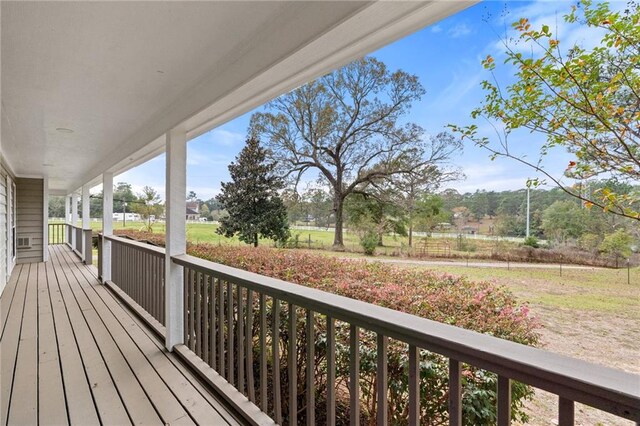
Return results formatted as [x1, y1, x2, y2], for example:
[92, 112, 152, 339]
[415, 265, 640, 425]
[519, 304, 639, 426]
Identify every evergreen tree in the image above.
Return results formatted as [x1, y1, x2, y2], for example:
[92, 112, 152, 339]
[216, 137, 289, 247]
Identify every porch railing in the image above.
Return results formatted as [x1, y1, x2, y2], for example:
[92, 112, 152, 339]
[108, 235, 165, 325]
[100, 234, 640, 426]
[48, 223, 66, 244]
[49, 223, 93, 264]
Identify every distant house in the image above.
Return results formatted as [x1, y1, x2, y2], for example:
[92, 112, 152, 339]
[113, 212, 141, 222]
[186, 201, 200, 221]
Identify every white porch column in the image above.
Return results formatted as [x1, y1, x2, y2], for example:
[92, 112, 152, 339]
[64, 195, 70, 224]
[82, 185, 91, 229]
[71, 193, 78, 250]
[102, 173, 113, 283]
[82, 184, 91, 262]
[165, 126, 186, 351]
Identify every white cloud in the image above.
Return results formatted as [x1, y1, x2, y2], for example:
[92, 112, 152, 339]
[430, 69, 483, 111]
[431, 24, 443, 34]
[451, 176, 532, 194]
[187, 149, 231, 167]
[448, 162, 534, 193]
[449, 23, 472, 38]
[208, 128, 244, 147]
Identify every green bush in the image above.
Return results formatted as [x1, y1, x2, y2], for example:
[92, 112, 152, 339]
[276, 232, 301, 249]
[359, 230, 379, 255]
[523, 236, 539, 248]
[457, 236, 478, 252]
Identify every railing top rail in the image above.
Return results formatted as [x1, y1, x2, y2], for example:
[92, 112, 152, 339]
[103, 234, 165, 256]
[172, 252, 640, 421]
[61, 223, 92, 231]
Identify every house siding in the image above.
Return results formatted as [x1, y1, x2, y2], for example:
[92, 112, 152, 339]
[16, 178, 44, 264]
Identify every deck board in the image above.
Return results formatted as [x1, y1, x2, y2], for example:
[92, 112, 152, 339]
[37, 261, 68, 425]
[0, 263, 21, 339]
[0, 245, 239, 426]
[64, 249, 241, 426]
[44, 252, 100, 425]
[8, 264, 38, 425]
[55, 246, 195, 425]
[52, 247, 163, 425]
[0, 264, 28, 424]
[52, 244, 132, 425]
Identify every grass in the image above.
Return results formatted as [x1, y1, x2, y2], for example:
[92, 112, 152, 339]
[60, 220, 362, 246]
[56, 219, 517, 256]
[402, 264, 640, 316]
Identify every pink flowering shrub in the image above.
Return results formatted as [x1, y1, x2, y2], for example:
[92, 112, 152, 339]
[116, 230, 540, 424]
[188, 244, 538, 343]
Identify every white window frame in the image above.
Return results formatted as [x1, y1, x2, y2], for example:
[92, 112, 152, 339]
[7, 176, 16, 275]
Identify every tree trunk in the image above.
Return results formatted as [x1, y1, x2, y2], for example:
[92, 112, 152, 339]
[333, 195, 345, 250]
[254, 233, 258, 247]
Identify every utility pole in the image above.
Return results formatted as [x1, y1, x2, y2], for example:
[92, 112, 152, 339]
[526, 185, 531, 238]
[123, 201, 127, 228]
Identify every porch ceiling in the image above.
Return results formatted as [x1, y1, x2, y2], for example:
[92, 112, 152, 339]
[1, 1, 475, 195]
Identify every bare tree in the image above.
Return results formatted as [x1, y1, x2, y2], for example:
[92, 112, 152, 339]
[388, 132, 464, 246]
[250, 57, 425, 248]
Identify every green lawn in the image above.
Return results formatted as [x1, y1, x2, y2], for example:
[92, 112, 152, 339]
[55, 219, 516, 256]
[57, 220, 395, 248]
[400, 264, 640, 316]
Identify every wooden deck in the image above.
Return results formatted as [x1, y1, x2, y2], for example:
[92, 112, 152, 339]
[0, 245, 242, 426]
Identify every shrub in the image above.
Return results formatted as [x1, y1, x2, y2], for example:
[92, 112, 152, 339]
[457, 235, 477, 252]
[276, 232, 301, 249]
[190, 244, 539, 425]
[114, 229, 165, 246]
[599, 229, 633, 268]
[359, 230, 379, 255]
[523, 236, 539, 248]
[116, 230, 540, 424]
[579, 233, 601, 253]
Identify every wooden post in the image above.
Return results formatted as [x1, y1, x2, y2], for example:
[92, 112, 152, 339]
[449, 359, 462, 426]
[102, 172, 113, 283]
[165, 126, 187, 351]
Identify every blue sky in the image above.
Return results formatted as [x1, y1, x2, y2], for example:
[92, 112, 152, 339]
[118, 1, 603, 201]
